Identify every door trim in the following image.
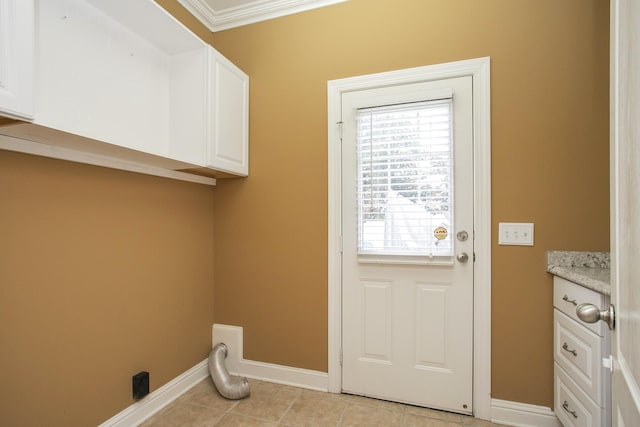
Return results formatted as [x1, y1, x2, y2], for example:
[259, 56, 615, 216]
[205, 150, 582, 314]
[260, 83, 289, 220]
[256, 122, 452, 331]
[327, 57, 492, 420]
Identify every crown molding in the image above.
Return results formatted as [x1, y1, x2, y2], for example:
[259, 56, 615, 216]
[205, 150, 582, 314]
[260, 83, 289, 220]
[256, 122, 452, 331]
[177, 0, 348, 32]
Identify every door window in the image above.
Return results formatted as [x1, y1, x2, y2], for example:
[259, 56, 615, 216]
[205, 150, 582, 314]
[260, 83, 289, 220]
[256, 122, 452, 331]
[357, 99, 453, 259]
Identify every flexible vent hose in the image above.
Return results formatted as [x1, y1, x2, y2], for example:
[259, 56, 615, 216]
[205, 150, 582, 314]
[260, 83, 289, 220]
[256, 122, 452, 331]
[208, 343, 250, 400]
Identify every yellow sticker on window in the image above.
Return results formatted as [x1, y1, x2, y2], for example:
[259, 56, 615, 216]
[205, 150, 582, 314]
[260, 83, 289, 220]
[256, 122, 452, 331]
[434, 226, 448, 240]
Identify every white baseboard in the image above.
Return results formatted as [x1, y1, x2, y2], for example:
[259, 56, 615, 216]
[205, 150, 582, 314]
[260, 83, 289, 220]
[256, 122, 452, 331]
[98, 359, 210, 427]
[212, 323, 329, 392]
[491, 399, 562, 427]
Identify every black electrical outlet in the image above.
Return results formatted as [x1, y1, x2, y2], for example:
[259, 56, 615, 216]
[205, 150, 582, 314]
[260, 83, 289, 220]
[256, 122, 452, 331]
[132, 371, 149, 400]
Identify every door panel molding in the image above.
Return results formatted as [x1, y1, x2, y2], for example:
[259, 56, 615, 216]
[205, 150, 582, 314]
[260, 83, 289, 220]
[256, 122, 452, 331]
[327, 57, 491, 420]
[416, 284, 448, 367]
[362, 280, 393, 361]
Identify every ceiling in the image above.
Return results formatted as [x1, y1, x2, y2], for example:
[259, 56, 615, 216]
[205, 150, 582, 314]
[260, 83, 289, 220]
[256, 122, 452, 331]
[177, 0, 349, 32]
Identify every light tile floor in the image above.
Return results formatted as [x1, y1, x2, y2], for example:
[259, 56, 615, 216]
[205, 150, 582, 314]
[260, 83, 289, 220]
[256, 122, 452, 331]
[141, 378, 508, 427]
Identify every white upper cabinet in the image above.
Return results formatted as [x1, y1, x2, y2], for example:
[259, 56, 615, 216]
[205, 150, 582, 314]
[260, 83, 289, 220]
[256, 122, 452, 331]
[0, 0, 249, 180]
[0, 0, 34, 120]
[206, 47, 249, 176]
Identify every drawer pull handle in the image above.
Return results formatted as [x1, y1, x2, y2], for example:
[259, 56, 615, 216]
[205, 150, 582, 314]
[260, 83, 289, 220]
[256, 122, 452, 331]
[562, 295, 578, 306]
[562, 400, 578, 418]
[562, 342, 578, 356]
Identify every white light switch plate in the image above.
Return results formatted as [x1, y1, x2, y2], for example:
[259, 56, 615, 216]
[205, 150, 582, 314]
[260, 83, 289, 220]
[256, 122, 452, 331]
[498, 222, 534, 246]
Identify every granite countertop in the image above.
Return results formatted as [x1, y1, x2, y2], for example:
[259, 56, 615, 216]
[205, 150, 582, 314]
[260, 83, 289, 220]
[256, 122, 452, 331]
[547, 251, 611, 296]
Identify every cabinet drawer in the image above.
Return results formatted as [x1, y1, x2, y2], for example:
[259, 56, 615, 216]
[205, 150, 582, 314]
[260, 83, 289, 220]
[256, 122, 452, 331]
[555, 363, 603, 427]
[555, 309, 605, 405]
[553, 277, 606, 336]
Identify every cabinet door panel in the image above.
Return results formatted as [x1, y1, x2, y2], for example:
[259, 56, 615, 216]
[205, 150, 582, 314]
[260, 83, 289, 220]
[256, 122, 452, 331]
[207, 47, 249, 176]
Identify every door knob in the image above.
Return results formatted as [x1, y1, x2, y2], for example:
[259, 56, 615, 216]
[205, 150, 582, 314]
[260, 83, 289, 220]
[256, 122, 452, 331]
[456, 252, 469, 263]
[576, 303, 615, 330]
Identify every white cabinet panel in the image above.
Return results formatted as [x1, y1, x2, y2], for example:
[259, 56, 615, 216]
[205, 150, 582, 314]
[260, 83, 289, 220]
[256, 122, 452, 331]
[169, 48, 208, 165]
[0, 0, 34, 120]
[206, 47, 249, 176]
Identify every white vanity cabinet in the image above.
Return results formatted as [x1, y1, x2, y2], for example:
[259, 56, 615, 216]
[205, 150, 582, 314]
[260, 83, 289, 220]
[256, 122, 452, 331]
[0, 0, 34, 120]
[0, 0, 249, 180]
[553, 277, 611, 427]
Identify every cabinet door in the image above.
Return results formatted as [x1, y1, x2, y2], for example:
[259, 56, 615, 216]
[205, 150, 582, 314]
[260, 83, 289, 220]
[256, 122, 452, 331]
[207, 47, 249, 176]
[0, 0, 34, 120]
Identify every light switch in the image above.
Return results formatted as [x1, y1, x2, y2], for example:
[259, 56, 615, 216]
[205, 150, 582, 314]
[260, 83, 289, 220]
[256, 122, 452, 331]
[498, 222, 534, 246]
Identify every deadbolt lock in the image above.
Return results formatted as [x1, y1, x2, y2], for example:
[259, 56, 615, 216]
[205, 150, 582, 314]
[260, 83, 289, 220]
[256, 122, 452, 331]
[456, 231, 469, 241]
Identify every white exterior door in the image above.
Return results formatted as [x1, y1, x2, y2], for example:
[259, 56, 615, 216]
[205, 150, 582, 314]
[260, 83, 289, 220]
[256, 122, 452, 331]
[341, 76, 474, 414]
[610, 0, 640, 425]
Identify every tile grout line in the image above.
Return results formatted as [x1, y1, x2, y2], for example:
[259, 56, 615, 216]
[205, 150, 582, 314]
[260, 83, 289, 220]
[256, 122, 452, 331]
[218, 397, 239, 425]
[335, 398, 351, 427]
[211, 379, 261, 426]
[275, 389, 300, 426]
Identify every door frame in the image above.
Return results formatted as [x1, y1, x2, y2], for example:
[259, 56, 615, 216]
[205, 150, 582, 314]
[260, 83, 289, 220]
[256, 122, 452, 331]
[327, 57, 492, 420]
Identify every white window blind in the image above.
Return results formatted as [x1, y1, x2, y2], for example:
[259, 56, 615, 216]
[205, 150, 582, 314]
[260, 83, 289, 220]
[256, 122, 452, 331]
[357, 98, 454, 257]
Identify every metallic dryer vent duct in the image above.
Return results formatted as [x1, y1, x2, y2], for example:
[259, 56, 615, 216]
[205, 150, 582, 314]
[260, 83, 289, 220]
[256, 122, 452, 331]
[208, 343, 250, 400]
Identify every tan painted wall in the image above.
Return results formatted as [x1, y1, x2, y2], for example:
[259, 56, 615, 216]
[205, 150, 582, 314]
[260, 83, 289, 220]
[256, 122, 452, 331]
[0, 1, 610, 424]
[197, 0, 609, 407]
[0, 152, 215, 426]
